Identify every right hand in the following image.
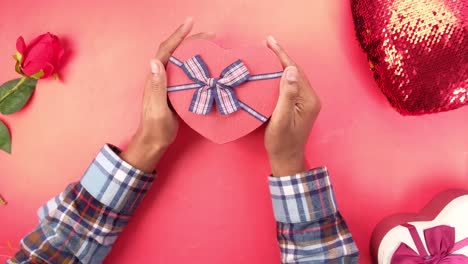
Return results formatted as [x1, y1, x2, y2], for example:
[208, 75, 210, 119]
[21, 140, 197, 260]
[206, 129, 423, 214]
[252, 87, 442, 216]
[264, 36, 322, 177]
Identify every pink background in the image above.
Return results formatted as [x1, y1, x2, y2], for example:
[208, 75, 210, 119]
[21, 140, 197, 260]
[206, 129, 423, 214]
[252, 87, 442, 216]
[1, 0, 467, 263]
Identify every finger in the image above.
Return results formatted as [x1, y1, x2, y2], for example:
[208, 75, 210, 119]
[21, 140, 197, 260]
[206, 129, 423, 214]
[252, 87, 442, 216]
[185, 32, 216, 41]
[148, 59, 169, 106]
[271, 66, 300, 124]
[266, 36, 296, 68]
[155, 17, 194, 65]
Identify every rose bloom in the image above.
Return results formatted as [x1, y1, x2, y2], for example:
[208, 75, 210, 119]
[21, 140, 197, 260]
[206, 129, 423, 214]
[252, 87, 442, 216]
[16, 33, 64, 79]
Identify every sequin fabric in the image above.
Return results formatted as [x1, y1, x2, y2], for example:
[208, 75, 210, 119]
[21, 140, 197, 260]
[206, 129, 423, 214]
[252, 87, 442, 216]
[352, 0, 467, 115]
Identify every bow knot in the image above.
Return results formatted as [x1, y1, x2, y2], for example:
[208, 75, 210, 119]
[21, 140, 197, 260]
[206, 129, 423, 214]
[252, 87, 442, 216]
[181, 55, 250, 115]
[391, 224, 468, 264]
[207, 78, 218, 88]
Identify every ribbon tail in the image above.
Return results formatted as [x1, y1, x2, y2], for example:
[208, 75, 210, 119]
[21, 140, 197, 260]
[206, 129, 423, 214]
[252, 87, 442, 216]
[452, 237, 468, 253]
[214, 86, 241, 115]
[239, 101, 268, 122]
[189, 86, 214, 115]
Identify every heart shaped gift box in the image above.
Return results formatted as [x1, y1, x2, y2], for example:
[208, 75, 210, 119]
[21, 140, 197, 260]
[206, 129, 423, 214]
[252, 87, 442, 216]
[371, 189, 468, 263]
[166, 40, 283, 144]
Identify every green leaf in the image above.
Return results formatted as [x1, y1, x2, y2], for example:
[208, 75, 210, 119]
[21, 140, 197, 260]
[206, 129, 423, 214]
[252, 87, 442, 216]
[0, 120, 11, 154]
[0, 77, 37, 115]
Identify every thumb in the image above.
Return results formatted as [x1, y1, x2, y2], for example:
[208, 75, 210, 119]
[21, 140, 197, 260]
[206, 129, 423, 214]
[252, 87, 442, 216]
[272, 66, 300, 120]
[149, 59, 168, 105]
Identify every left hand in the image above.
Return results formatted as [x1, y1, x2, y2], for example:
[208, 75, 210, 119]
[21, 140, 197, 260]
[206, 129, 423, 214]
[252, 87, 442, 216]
[121, 18, 214, 172]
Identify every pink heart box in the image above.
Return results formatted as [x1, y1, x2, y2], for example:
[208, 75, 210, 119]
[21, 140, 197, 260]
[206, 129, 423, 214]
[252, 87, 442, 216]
[370, 189, 468, 263]
[166, 40, 283, 144]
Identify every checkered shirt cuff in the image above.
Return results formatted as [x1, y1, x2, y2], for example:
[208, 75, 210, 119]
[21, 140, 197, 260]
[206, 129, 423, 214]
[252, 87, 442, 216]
[80, 144, 156, 215]
[269, 167, 338, 224]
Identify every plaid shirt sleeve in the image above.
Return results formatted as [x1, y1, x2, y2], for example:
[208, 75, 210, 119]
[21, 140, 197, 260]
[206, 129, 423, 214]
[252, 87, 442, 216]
[269, 167, 360, 264]
[8, 144, 155, 264]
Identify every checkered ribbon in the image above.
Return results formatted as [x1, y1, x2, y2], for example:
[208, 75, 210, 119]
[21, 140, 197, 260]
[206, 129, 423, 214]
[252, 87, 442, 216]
[168, 55, 283, 122]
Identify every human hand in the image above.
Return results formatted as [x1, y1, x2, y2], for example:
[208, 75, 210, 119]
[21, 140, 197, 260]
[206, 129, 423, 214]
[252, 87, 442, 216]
[265, 36, 322, 177]
[121, 18, 213, 172]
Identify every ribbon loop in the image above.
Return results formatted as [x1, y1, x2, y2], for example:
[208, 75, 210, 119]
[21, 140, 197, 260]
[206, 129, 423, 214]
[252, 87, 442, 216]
[181, 55, 250, 115]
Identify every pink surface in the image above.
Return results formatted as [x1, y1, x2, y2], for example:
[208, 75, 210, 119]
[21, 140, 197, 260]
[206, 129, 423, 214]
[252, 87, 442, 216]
[167, 39, 281, 143]
[1, 0, 468, 263]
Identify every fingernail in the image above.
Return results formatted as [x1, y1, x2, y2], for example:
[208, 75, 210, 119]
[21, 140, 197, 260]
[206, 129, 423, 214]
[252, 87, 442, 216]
[267, 35, 278, 45]
[286, 67, 298, 82]
[181, 17, 193, 31]
[150, 59, 160, 75]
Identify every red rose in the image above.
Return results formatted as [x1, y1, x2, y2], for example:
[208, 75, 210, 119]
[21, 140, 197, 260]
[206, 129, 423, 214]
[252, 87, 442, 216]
[16, 33, 64, 79]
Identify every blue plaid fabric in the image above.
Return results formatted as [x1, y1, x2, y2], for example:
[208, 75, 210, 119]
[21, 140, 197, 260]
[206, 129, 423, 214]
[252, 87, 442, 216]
[8, 146, 359, 264]
[7, 144, 155, 264]
[269, 167, 360, 263]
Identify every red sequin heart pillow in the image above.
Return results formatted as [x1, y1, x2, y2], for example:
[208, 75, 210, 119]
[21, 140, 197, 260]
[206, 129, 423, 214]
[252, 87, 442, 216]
[352, 0, 467, 115]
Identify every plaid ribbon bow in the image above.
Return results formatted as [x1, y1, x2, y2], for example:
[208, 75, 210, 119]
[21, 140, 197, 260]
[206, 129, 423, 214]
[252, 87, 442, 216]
[168, 55, 283, 122]
[183, 55, 249, 115]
